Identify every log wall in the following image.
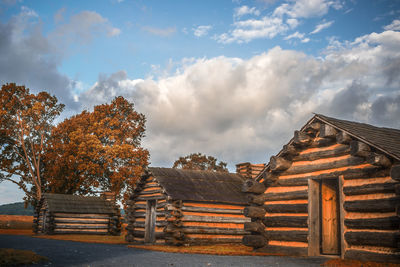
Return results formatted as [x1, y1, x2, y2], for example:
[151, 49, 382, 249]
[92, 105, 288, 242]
[126, 175, 250, 245]
[244, 121, 400, 263]
[34, 197, 120, 235]
[125, 175, 168, 244]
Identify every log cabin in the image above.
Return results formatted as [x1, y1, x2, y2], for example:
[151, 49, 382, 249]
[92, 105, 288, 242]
[242, 114, 400, 263]
[125, 167, 251, 245]
[33, 193, 121, 235]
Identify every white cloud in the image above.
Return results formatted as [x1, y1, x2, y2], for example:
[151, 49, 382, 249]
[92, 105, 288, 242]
[217, 16, 287, 43]
[193, 25, 212, 37]
[284, 31, 310, 43]
[384, 19, 400, 31]
[284, 31, 304, 40]
[49, 11, 121, 46]
[218, 0, 341, 44]
[142, 26, 176, 37]
[80, 29, 400, 170]
[274, 0, 342, 18]
[310, 20, 334, 34]
[234, 5, 260, 18]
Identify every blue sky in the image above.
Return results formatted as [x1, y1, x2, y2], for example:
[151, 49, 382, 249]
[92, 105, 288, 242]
[1, 0, 400, 204]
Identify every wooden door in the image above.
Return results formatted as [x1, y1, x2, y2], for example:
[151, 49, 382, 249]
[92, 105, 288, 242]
[144, 200, 156, 243]
[320, 180, 340, 255]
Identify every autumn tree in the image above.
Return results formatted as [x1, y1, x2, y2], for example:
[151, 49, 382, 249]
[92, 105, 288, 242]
[0, 83, 64, 204]
[172, 153, 228, 172]
[44, 96, 149, 203]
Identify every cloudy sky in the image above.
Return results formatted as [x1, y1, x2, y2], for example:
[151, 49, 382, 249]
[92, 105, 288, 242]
[1, 0, 400, 204]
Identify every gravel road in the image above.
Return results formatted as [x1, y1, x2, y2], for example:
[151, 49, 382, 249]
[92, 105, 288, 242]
[0, 234, 327, 267]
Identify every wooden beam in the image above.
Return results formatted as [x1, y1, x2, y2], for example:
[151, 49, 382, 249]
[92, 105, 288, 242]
[281, 144, 299, 157]
[242, 235, 266, 248]
[182, 215, 249, 224]
[344, 249, 400, 263]
[242, 179, 266, 194]
[390, 164, 400, 181]
[292, 145, 350, 162]
[345, 231, 400, 248]
[266, 230, 308, 242]
[180, 206, 243, 215]
[283, 156, 365, 176]
[350, 141, 371, 157]
[244, 222, 265, 233]
[344, 198, 398, 213]
[265, 203, 308, 213]
[249, 189, 308, 205]
[345, 216, 399, 230]
[270, 156, 292, 172]
[320, 124, 337, 138]
[343, 183, 396, 196]
[367, 153, 392, 168]
[293, 130, 312, 146]
[244, 206, 266, 218]
[336, 132, 352, 144]
[181, 227, 248, 235]
[308, 178, 320, 257]
[263, 216, 308, 228]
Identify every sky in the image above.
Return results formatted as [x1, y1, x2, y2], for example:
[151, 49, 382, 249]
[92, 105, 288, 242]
[0, 0, 400, 204]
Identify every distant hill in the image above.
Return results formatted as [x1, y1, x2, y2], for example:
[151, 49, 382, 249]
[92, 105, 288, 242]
[0, 202, 34, 215]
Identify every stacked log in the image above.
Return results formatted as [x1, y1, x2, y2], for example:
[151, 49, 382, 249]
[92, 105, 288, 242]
[244, 119, 400, 262]
[164, 200, 184, 245]
[180, 201, 249, 245]
[236, 163, 265, 179]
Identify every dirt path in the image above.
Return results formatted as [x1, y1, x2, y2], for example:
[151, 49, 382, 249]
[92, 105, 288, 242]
[0, 234, 327, 266]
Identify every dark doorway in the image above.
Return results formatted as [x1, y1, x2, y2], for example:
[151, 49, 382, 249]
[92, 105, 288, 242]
[144, 200, 156, 243]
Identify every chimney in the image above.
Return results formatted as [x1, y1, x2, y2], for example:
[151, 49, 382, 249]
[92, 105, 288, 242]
[236, 162, 266, 179]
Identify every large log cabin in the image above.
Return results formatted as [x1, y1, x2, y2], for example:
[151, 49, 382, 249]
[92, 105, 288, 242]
[125, 167, 251, 245]
[34, 193, 121, 235]
[242, 114, 400, 263]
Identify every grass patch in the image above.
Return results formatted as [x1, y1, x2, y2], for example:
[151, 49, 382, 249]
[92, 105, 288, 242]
[128, 243, 279, 256]
[0, 215, 33, 230]
[323, 258, 400, 267]
[0, 248, 48, 266]
[35, 234, 127, 244]
[0, 229, 33, 235]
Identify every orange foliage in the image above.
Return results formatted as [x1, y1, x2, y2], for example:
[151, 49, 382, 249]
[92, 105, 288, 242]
[0, 83, 64, 203]
[44, 96, 149, 204]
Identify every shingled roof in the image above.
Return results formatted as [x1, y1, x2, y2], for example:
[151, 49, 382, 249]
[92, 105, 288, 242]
[312, 114, 400, 161]
[147, 167, 248, 205]
[42, 193, 117, 214]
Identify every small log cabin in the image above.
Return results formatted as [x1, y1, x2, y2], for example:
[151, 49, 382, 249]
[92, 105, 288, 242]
[125, 167, 251, 245]
[242, 114, 400, 263]
[33, 193, 121, 235]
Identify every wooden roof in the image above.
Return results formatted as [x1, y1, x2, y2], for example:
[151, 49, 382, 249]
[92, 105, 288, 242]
[147, 167, 248, 205]
[314, 114, 400, 161]
[42, 193, 117, 214]
[255, 113, 400, 181]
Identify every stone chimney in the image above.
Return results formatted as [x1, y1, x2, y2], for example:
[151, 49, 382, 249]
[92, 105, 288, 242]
[236, 162, 266, 179]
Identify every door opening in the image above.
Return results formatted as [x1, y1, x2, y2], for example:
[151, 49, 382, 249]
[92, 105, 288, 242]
[320, 179, 340, 255]
[144, 200, 156, 243]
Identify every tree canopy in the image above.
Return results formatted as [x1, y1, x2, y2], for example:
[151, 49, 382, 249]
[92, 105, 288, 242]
[172, 153, 228, 173]
[44, 96, 149, 203]
[0, 83, 64, 204]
